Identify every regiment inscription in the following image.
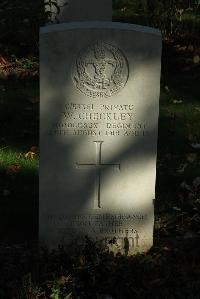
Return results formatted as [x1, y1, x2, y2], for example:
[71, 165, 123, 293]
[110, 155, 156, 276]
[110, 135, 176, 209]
[50, 102, 148, 138]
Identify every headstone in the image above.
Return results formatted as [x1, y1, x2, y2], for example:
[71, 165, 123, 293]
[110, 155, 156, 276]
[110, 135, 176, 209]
[46, 0, 112, 23]
[40, 8, 162, 255]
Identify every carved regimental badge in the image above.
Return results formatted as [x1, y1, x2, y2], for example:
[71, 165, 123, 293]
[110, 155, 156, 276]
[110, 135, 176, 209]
[73, 42, 129, 98]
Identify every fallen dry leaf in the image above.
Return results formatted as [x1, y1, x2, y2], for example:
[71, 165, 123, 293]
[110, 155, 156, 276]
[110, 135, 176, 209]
[25, 151, 36, 159]
[162, 246, 172, 252]
[193, 55, 200, 64]
[186, 153, 197, 162]
[193, 177, 200, 189]
[7, 164, 21, 174]
[30, 146, 39, 154]
[173, 99, 183, 104]
[79, 255, 86, 265]
[0, 56, 9, 66]
[28, 97, 39, 104]
[58, 275, 72, 285]
[16, 153, 24, 159]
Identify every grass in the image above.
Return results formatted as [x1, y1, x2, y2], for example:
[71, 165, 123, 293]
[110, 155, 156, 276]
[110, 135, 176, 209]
[0, 148, 38, 172]
[0, 77, 39, 242]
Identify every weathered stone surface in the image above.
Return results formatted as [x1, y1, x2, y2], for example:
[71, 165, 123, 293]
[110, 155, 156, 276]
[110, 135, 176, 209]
[46, 0, 112, 23]
[40, 22, 161, 254]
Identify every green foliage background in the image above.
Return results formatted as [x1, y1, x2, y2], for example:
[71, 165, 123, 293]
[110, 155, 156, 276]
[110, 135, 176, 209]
[0, 0, 200, 57]
[113, 0, 200, 43]
[0, 0, 46, 56]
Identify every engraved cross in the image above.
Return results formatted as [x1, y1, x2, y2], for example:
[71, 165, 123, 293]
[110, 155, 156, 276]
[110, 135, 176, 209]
[76, 141, 120, 209]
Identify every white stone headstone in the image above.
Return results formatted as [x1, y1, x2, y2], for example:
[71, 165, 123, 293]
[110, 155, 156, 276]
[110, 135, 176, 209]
[46, 0, 112, 23]
[40, 21, 161, 255]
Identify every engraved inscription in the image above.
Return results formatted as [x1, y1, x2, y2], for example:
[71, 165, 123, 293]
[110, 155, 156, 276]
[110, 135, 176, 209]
[76, 141, 120, 209]
[50, 102, 149, 137]
[73, 42, 129, 98]
[47, 213, 143, 246]
[47, 213, 146, 252]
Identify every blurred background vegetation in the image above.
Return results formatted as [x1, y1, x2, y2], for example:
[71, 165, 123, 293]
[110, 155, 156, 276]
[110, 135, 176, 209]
[113, 0, 200, 43]
[0, 0, 199, 57]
